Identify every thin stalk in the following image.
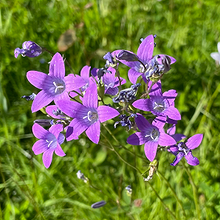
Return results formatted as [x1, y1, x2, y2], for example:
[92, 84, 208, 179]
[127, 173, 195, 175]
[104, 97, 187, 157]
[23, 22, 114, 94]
[182, 162, 201, 220]
[157, 170, 186, 219]
[147, 181, 177, 219]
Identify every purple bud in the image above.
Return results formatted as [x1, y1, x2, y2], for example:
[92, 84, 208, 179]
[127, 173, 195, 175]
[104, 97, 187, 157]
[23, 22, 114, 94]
[14, 41, 42, 58]
[117, 50, 139, 62]
[34, 119, 54, 127]
[91, 200, 106, 209]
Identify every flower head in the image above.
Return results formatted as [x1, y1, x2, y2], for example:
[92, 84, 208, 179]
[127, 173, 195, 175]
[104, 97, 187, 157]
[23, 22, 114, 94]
[32, 123, 65, 168]
[210, 42, 220, 64]
[57, 82, 119, 143]
[133, 81, 181, 120]
[127, 114, 176, 161]
[14, 41, 42, 58]
[169, 134, 203, 166]
[112, 35, 176, 84]
[27, 52, 86, 112]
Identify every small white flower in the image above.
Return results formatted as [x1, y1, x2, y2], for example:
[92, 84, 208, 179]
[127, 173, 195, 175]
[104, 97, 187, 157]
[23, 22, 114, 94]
[210, 42, 220, 64]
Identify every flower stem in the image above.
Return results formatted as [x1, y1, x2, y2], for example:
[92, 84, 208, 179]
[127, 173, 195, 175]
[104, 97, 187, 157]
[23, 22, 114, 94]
[147, 181, 177, 219]
[183, 162, 201, 220]
[157, 170, 187, 219]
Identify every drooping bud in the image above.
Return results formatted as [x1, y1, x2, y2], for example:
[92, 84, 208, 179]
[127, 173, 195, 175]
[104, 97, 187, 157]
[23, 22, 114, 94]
[117, 50, 139, 62]
[91, 200, 106, 209]
[34, 119, 54, 127]
[14, 41, 42, 58]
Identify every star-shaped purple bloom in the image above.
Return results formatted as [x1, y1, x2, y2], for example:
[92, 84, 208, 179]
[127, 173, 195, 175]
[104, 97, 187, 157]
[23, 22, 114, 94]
[112, 35, 176, 84]
[32, 123, 65, 168]
[133, 81, 181, 121]
[56, 82, 120, 144]
[27, 52, 86, 112]
[127, 114, 176, 161]
[169, 134, 203, 166]
[14, 41, 42, 58]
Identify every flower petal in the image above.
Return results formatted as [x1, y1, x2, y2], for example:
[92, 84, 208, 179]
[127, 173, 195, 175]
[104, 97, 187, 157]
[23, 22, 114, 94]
[135, 114, 151, 131]
[80, 65, 91, 79]
[27, 71, 49, 89]
[185, 152, 199, 166]
[55, 143, 66, 157]
[65, 74, 87, 91]
[56, 100, 82, 118]
[164, 106, 181, 120]
[49, 52, 65, 78]
[186, 134, 203, 150]
[57, 133, 65, 145]
[32, 140, 48, 155]
[144, 141, 158, 161]
[170, 152, 184, 166]
[42, 149, 54, 168]
[86, 121, 100, 144]
[133, 99, 150, 111]
[128, 68, 142, 84]
[49, 124, 63, 138]
[82, 82, 98, 108]
[210, 52, 220, 62]
[68, 118, 88, 140]
[127, 132, 145, 145]
[137, 35, 154, 62]
[98, 106, 119, 122]
[158, 132, 176, 146]
[31, 90, 54, 112]
[32, 123, 49, 139]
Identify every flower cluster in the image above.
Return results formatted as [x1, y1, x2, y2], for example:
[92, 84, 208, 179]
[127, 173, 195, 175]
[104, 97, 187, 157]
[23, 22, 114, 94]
[15, 35, 203, 170]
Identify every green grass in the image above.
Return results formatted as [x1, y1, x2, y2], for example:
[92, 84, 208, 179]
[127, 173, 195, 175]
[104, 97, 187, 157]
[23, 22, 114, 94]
[1, 0, 220, 219]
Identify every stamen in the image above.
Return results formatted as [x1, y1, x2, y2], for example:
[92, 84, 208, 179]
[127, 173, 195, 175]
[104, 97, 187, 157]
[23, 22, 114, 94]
[53, 81, 64, 93]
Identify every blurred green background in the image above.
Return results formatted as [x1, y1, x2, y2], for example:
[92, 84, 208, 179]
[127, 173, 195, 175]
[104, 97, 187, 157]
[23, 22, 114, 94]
[1, 0, 220, 219]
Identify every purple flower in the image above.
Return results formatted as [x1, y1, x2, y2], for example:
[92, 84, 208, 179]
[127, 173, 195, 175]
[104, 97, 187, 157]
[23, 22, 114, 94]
[14, 41, 42, 58]
[56, 82, 120, 143]
[127, 114, 176, 161]
[169, 134, 203, 166]
[133, 82, 181, 121]
[27, 52, 86, 112]
[91, 67, 126, 96]
[32, 123, 65, 168]
[112, 35, 176, 84]
[103, 67, 126, 96]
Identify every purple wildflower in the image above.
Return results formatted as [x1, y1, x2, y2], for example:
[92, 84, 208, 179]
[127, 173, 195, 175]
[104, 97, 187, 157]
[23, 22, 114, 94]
[169, 134, 203, 166]
[14, 41, 42, 58]
[27, 52, 86, 112]
[133, 81, 181, 120]
[103, 67, 126, 96]
[56, 82, 120, 143]
[114, 113, 137, 130]
[91, 67, 126, 96]
[32, 123, 65, 168]
[112, 35, 176, 84]
[127, 114, 176, 161]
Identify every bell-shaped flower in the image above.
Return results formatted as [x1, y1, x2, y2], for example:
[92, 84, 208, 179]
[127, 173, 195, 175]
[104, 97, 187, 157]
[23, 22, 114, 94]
[169, 134, 203, 166]
[32, 123, 65, 168]
[133, 81, 181, 121]
[127, 114, 176, 161]
[27, 52, 86, 112]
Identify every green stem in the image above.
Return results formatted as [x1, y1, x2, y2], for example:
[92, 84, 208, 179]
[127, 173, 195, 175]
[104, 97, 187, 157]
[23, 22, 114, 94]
[183, 162, 200, 220]
[147, 181, 177, 219]
[157, 170, 186, 219]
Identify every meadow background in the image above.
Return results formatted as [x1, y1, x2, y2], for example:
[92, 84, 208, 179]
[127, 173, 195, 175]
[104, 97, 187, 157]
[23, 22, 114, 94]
[1, 0, 220, 219]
